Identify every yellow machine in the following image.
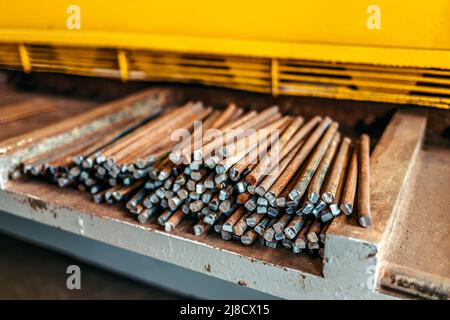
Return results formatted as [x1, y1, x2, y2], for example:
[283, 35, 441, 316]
[0, 1, 449, 109]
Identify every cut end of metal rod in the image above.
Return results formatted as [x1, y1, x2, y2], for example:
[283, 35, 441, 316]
[213, 223, 223, 233]
[204, 215, 216, 225]
[222, 222, 233, 233]
[221, 231, 232, 241]
[244, 199, 257, 212]
[57, 178, 70, 188]
[314, 200, 327, 213]
[236, 181, 247, 193]
[229, 168, 240, 181]
[321, 211, 334, 223]
[177, 189, 188, 200]
[286, 199, 299, 208]
[193, 150, 203, 161]
[10, 170, 22, 180]
[168, 197, 181, 210]
[96, 155, 106, 164]
[294, 239, 307, 251]
[284, 227, 296, 240]
[254, 226, 264, 236]
[281, 239, 293, 249]
[329, 203, 341, 216]
[219, 200, 231, 213]
[241, 235, 255, 246]
[189, 160, 201, 171]
[191, 201, 205, 213]
[214, 173, 227, 184]
[256, 206, 267, 214]
[157, 215, 168, 226]
[255, 186, 266, 197]
[288, 189, 300, 201]
[308, 241, 320, 250]
[73, 155, 83, 165]
[257, 197, 268, 206]
[137, 212, 150, 224]
[169, 152, 181, 164]
[301, 202, 315, 215]
[276, 197, 286, 207]
[307, 233, 319, 243]
[205, 157, 217, 169]
[196, 184, 205, 194]
[193, 224, 205, 236]
[308, 192, 320, 204]
[164, 222, 174, 232]
[263, 228, 275, 242]
[321, 192, 334, 204]
[93, 194, 103, 204]
[359, 216, 372, 228]
[264, 191, 275, 202]
[106, 158, 115, 168]
[265, 240, 277, 249]
[158, 171, 170, 181]
[340, 203, 353, 216]
[31, 166, 41, 176]
[274, 232, 285, 241]
[246, 217, 258, 227]
[82, 158, 93, 169]
[215, 164, 226, 174]
[267, 207, 279, 217]
[191, 171, 203, 181]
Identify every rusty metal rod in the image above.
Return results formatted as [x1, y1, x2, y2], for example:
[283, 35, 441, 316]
[340, 143, 358, 216]
[358, 134, 372, 228]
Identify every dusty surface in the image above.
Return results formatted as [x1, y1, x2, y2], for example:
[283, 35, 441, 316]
[0, 232, 180, 299]
[4, 179, 323, 277]
[382, 147, 450, 279]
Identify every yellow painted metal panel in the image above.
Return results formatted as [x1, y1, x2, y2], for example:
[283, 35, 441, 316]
[0, 1, 449, 68]
[1, 29, 450, 69]
[0, 1, 449, 109]
[1, 1, 450, 49]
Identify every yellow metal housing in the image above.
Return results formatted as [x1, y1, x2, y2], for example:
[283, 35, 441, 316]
[0, 1, 449, 108]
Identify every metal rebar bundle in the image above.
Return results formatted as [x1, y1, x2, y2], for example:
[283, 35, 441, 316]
[17, 100, 371, 256]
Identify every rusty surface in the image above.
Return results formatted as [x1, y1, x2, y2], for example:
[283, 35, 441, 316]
[380, 262, 450, 300]
[380, 147, 450, 298]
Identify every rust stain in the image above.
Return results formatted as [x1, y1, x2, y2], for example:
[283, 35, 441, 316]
[204, 264, 212, 272]
[238, 280, 247, 287]
[27, 198, 47, 211]
[299, 274, 306, 289]
[364, 243, 378, 258]
[367, 250, 377, 258]
[390, 274, 448, 300]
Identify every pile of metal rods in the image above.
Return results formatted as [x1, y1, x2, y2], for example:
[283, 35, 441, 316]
[0, 98, 57, 124]
[17, 101, 371, 256]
